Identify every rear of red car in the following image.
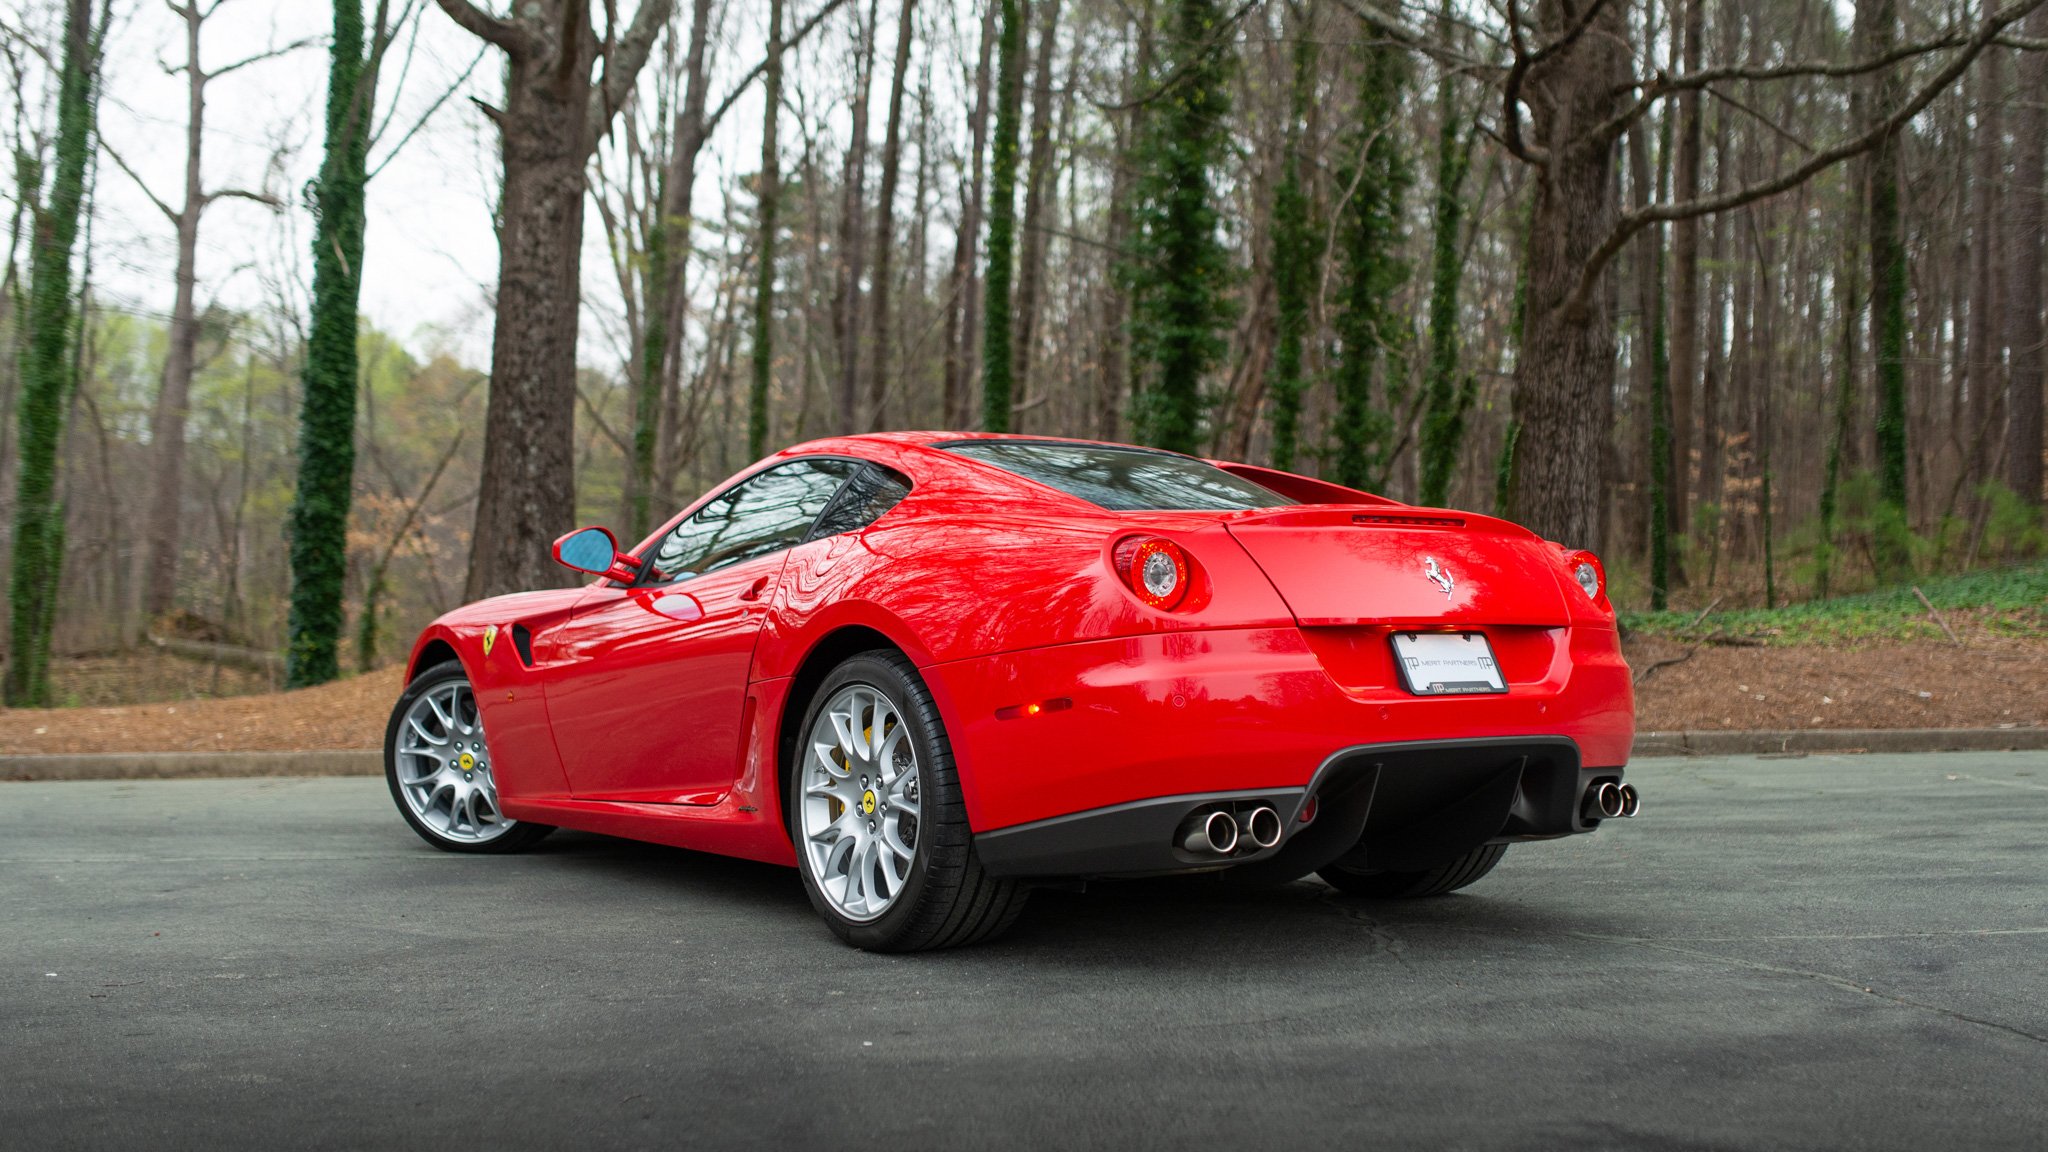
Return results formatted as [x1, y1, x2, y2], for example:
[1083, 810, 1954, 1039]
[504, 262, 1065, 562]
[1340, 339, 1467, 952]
[907, 437, 1636, 886]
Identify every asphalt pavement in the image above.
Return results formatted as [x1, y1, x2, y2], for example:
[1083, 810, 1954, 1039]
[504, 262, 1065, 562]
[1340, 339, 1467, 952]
[4, 753, 2045, 1151]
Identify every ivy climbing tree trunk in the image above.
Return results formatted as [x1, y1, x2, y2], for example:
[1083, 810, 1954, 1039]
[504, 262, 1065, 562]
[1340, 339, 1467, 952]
[285, 0, 379, 688]
[1418, 0, 1475, 508]
[1861, 0, 1912, 577]
[1328, 22, 1410, 490]
[1127, 0, 1233, 454]
[748, 0, 785, 461]
[980, 0, 1026, 432]
[5, 0, 100, 707]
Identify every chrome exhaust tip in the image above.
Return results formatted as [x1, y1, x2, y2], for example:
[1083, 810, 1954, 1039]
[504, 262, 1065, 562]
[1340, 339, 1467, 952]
[1242, 806, 1283, 850]
[1617, 783, 1641, 818]
[1178, 808, 1241, 855]
[1582, 781, 1623, 821]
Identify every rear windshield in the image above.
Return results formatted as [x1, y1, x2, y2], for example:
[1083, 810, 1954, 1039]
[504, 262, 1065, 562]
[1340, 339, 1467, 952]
[942, 441, 1294, 512]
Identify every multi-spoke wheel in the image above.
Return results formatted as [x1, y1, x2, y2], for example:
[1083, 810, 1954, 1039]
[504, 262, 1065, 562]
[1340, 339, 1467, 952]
[384, 660, 552, 854]
[789, 651, 1026, 951]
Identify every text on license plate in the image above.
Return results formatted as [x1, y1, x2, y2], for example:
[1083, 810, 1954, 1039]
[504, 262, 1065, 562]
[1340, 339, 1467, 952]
[1390, 632, 1507, 695]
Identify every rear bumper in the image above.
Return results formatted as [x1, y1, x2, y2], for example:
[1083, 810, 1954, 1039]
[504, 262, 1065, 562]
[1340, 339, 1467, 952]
[922, 625, 1634, 835]
[974, 736, 1625, 879]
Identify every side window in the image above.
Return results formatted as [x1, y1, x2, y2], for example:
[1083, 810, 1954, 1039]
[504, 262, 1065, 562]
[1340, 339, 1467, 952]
[642, 459, 856, 583]
[807, 464, 911, 540]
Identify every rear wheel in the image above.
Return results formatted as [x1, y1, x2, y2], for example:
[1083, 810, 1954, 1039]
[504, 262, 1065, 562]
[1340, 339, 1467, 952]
[1318, 843, 1507, 899]
[790, 651, 1026, 951]
[385, 660, 553, 854]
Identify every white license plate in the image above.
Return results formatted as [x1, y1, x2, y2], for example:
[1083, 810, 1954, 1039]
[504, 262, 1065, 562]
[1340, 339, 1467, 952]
[1390, 632, 1507, 695]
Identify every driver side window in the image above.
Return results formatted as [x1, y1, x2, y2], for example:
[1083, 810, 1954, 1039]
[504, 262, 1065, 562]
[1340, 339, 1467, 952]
[641, 459, 856, 584]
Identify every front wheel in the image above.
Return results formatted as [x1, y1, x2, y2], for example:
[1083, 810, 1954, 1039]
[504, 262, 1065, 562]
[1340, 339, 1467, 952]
[385, 660, 553, 854]
[790, 651, 1026, 951]
[1318, 843, 1507, 899]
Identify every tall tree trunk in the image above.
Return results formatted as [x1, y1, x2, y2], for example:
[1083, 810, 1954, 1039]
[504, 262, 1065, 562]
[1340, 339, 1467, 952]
[865, 0, 920, 430]
[5, 0, 98, 706]
[833, 0, 881, 432]
[1419, 0, 1475, 507]
[1503, 0, 1631, 552]
[1094, 0, 1154, 442]
[1265, 0, 1316, 474]
[440, 0, 674, 600]
[139, 3, 209, 626]
[1329, 25, 1410, 490]
[980, 0, 1028, 432]
[749, 0, 786, 460]
[1665, 0, 1703, 542]
[286, 0, 378, 685]
[940, 0, 996, 430]
[2007, 6, 2039, 504]
[1862, 0, 1911, 575]
[635, 0, 717, 538]
[1009, 0, 1062, 424]
[2007, 7, 2047, 508]
[1962, 49, 2002, 504]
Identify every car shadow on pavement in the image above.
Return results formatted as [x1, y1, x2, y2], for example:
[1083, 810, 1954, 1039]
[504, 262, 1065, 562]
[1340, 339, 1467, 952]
[508, 830, 1641, 961]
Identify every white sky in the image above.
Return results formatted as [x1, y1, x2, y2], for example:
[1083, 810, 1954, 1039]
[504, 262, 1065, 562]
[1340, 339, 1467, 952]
[76, 0, 799, 373]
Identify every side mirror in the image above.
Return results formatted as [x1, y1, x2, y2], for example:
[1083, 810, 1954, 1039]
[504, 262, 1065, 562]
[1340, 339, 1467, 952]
[552, 526, 640, 582]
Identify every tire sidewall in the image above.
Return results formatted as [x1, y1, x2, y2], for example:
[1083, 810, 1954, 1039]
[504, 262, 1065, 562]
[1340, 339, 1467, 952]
[787, 654, 949, 949]
[385, 659, 535, 854]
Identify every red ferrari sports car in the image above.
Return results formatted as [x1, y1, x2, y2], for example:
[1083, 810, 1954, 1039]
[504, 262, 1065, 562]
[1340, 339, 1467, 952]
[386, 433, 1637, 950]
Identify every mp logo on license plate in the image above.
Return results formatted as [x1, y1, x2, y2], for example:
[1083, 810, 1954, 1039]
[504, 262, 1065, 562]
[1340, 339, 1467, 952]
[1391, 632, 1507, 695]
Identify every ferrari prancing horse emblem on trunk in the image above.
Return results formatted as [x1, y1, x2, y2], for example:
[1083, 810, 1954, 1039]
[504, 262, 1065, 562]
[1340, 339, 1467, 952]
[1423, 557, 1455, 600]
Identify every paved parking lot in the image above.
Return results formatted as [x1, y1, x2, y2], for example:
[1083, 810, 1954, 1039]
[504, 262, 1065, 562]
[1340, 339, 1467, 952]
[4, 752, 2045, 1150]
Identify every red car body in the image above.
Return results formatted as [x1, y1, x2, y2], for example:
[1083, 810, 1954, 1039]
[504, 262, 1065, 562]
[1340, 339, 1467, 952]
[403, 432, 1634, 880]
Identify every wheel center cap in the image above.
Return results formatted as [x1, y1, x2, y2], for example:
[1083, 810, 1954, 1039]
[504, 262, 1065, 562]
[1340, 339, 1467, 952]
[860, 789, 877, 816]
[458, 752, 476, 772]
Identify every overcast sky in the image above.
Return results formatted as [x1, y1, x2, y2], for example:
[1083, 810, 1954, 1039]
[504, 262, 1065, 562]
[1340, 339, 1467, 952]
[69, 0, 791, 372]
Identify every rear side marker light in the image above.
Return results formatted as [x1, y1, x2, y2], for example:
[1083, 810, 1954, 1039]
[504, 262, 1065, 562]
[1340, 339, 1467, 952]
[1113, 537, 1191, 611]
[995, 697, 1073, 721]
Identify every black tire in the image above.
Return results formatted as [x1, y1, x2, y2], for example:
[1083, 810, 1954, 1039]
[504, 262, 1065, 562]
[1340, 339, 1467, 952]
[1317, 843, 1507, 899]
[385, 660, 553, 854]
[787, 651, 1027, 951]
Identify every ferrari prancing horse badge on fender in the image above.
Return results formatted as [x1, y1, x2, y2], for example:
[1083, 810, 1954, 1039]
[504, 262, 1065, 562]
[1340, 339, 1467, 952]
[482, 624, 498, 658]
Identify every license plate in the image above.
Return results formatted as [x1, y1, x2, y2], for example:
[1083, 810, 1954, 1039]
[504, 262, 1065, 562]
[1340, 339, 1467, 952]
[1390, 632, 1506, 696]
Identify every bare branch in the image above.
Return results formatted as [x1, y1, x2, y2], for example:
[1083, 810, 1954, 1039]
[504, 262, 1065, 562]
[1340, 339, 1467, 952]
[368, 43, 488, 180]
[589, 0, 675, 144]
[433, 0, 539, 58]
[703, 0, 856, 133]
[99, 138, 178, 222]
[203, 187, 283, 209]
[1563, 0, 2044, 317]
[208, 34, 322, 80]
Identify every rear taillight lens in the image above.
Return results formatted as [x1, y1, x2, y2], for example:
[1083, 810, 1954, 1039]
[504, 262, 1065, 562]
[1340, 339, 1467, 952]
[1113, 537, 1192, 611]
[1564, 549, 1605, 601]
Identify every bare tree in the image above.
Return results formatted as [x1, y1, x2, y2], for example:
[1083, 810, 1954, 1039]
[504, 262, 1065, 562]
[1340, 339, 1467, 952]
[103, 0, 298, 631]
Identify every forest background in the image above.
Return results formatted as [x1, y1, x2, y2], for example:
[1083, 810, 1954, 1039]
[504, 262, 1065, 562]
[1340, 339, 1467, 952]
[0, 0, 2043, 708]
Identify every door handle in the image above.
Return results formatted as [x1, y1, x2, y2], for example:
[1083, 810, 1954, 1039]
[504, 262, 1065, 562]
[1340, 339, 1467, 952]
[737, 576, 771, 602]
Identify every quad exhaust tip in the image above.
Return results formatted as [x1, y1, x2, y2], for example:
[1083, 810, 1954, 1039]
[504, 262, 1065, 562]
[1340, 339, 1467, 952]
[1179, 809, 1240, 855]
[1177, 803, 1289, 856]
[1242, 806, 1283, 850]
[1582, 781, 1640, 821]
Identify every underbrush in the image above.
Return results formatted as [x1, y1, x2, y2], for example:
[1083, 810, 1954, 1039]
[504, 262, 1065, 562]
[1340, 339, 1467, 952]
[1620, 561, 2048, 644]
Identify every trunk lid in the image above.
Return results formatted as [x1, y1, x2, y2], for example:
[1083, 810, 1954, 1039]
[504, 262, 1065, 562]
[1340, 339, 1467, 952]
[1223, 506, 1570, 626]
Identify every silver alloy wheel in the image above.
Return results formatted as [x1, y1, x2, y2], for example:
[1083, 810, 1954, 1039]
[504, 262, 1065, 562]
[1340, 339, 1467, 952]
[799, 682, 921, 922]
[393, 679, 516, 844]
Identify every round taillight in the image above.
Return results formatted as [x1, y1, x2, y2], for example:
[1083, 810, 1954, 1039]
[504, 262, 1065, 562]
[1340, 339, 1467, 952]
[1124, 538, 1190, 611]
[1565, 550, 1605, 601]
